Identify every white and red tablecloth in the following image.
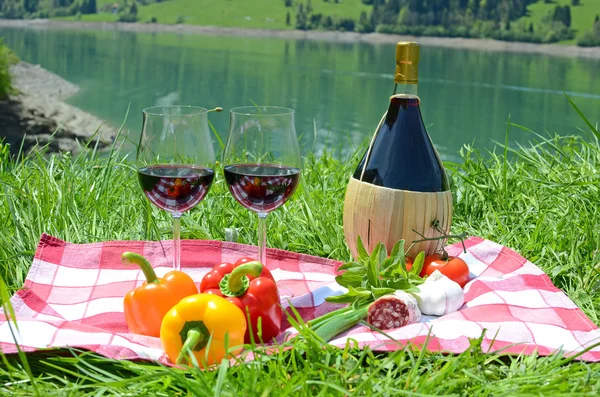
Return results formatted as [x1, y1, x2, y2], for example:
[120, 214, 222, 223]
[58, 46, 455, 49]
[1, 233, 599, 363]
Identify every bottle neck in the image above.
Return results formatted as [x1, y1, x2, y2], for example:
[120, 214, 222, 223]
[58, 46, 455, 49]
[394, 82, 418, 97]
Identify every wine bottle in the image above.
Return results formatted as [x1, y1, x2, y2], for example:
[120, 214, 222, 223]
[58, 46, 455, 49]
[343, 41, 452, 258]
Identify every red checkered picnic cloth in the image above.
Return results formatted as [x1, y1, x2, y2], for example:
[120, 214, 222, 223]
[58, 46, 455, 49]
[1, 234, 599, 363]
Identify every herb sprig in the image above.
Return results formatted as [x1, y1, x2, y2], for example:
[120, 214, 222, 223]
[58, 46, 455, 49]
[326, 237, 425, 304]
[307, 237, 425, 342]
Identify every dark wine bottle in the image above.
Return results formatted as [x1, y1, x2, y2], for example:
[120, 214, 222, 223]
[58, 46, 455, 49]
[343, 42, 453, 259]
[353, 44, 449, 192]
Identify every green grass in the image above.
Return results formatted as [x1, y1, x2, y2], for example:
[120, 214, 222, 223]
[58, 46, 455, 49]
[1, 100, 600, 394]
[60, 0, 600, 43]
[0, 39, 18, 98]
[66, 0, 370, 29]
[519, 0, 600, 44]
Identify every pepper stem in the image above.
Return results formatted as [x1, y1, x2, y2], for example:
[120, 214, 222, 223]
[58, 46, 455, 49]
[121, 252, 158, 284]
[219, 261, 263, 297]
[176, 329, 207, 365]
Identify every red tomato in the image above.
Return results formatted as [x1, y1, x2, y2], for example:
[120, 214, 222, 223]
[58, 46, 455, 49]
[243, 178, 267, 198]
[420, 254, 470, 288]
[167, 185, 179, 198]
[177, 182, 192, 198]
[404, 257, 414, 272]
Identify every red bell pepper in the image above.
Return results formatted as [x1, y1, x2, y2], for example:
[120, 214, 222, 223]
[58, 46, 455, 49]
[199, 257, 282, 344]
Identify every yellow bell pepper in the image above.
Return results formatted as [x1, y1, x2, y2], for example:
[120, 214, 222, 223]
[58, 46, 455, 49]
[160, 294, 247, 367]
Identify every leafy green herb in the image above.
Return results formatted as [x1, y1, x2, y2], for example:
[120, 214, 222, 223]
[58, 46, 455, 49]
[327, 236, 424, 306]
[306, 237, 425, 342]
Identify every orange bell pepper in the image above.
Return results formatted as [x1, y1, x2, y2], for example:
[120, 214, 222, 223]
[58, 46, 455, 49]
[160, 293, 247, 367]
[122, 252, 198, 337]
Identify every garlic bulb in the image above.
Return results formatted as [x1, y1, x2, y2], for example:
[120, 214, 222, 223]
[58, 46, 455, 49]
[413, 270, 464, 316]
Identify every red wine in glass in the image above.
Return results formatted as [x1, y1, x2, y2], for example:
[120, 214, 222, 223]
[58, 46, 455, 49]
[224, 164, 300, 213]
[223, 106, 301, 267]
[138, 164, 214, 213]
[137, 105, 217, 271]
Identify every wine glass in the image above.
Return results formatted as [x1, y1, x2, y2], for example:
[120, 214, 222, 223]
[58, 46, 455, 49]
[223, 106, 302, 265]
[137, 106, 216, 271]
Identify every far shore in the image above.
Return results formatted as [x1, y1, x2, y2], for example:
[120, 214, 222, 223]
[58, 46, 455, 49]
[0, 61, 115, 154]
[1, 18, 600, 59]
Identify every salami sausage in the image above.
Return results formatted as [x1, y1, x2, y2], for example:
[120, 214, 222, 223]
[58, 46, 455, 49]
[367, 291, 421, 330]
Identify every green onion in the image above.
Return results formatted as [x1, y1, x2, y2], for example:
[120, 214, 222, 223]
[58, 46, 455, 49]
[306, 305, 354, 328]
[312, 305, 369, 342]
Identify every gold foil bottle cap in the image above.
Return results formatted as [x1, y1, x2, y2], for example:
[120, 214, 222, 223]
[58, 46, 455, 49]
[395, 41, 420, 84]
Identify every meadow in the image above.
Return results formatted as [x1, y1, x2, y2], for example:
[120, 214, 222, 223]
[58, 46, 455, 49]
[64, 0, 600, 43]
[77, 0, 370, 29]
[519, 0, 600, 44]
[1, 99, 600, 395]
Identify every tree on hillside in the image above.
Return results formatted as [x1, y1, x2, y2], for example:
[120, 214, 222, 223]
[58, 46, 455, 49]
[397, 6, 411, 26]
[295, 3, 307, 30]
[577, 12, 600, 46]
[118, 0, 138, 21]
[23, 0, 39, 13]
[358, 10, 373, 33]
[286, 11, 291, 26]
[130, 1, 137, 16]
[369, 0, 381, 27]
[336, 18, 355, 31]
[466, 0, 479, 14]
[552, 5, 571, 28]
[79, 0, 96, 14]
[563, 5, 571, 28]
[0, 0, 25, 18]
[309, 13, 321, 27]
[381, 0, 402, 24]
[52, 0, 75, 7]
[571, 0, 580, 6]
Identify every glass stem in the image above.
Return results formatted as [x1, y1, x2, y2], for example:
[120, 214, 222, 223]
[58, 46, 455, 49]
[257, 213, 268, 266]
[172, 213, 182, 271]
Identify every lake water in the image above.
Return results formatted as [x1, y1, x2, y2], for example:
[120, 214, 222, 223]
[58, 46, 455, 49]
[1, 27, 599, 161]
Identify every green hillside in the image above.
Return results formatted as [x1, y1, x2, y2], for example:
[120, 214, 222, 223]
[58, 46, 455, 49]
[140, 0, 368, 28]
[70, 0, 369, 29]
[518, 0, 600, 44]
[65, 0, 600, 42]
[0, 0, 593, 44]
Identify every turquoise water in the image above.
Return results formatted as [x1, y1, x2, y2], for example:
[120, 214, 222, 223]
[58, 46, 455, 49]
[1, 27, 599, 160]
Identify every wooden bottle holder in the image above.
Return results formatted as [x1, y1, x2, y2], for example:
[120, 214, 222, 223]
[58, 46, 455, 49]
[342, 105, 453, 259]
[343, 176, 453, 259]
